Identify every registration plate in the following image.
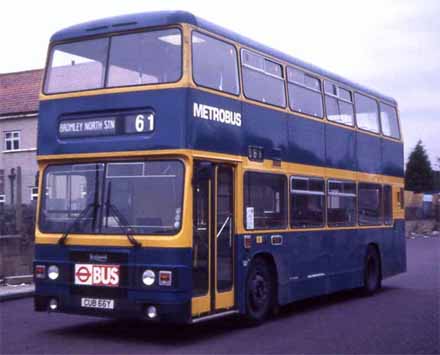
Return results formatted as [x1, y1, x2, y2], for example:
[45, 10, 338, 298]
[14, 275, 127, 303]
[81, 297, 114, 310]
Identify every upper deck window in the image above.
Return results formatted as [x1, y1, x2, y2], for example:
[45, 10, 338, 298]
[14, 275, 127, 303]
[287, 67, 323, 118]
[44, 28, 182, 94]
[107, 28, 181, 87]
[241, 49, 286, 107]
[324, 81, 354, 126]
[45, 38, 108, 94]
[355, 93, 380, 133]
[380, 103, 400, 139]
[192, 32, 239, 95]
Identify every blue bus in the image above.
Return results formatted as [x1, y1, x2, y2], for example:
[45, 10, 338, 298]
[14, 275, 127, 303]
[34, 11, 406, 324]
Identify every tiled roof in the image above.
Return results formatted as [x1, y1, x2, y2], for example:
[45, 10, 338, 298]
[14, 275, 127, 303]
[0, 69, 43, 116]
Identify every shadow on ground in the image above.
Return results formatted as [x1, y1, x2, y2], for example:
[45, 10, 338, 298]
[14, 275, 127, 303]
[47, 286, 401, 346]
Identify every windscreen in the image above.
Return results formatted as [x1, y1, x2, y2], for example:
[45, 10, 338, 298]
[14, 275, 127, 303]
[44, 28, 182, 94]
[40, 160, 184, 235]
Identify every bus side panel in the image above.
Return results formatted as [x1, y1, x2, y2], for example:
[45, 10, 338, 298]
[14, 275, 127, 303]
[241, 102, 288, 162]
[327, 229, 364, 293]
[382, 139, 404, 177]
[325, 124, 356, 171]
[356, 132, 382, 174]
[235, 225, 406, 313]
[379, 219, 407, 278]
[187, 89, 243, 155]
[285, 231, 329, 302]
[288, 115, 326, 167]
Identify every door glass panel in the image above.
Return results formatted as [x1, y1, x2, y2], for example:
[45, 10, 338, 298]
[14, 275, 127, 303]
[192, 166, 210, 296]
[217, 166, 233, 292]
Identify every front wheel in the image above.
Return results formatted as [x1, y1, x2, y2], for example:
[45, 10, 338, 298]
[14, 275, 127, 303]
[244, 257, 275, 324]
[363, 246, 382, 296]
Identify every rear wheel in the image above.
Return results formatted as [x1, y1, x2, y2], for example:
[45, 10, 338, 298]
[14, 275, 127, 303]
[363, 246, 382, 295]
[244, 257, 275, 324]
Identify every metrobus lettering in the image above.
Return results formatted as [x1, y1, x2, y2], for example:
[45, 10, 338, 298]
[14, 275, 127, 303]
[193, 102, 242, 127]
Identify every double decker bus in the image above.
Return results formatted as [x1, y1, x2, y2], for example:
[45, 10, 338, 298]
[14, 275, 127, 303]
[34, 11, 406, 324]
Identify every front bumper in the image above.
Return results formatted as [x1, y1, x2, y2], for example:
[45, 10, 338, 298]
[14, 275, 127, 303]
[34, 244, 193, 323]
[34, 293, 191, 323]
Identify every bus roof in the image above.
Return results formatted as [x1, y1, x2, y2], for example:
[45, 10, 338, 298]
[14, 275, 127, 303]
[50, 11, 397, 105]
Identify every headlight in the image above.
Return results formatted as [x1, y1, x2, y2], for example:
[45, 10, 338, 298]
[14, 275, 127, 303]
[48, 265, 59, 280]
[142, 269, 155, 286]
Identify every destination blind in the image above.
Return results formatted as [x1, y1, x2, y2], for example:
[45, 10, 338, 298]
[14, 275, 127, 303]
[58, 112, 155, 138]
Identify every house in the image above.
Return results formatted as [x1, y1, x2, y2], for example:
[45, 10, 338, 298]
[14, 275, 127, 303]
[0, 69, 43, 205]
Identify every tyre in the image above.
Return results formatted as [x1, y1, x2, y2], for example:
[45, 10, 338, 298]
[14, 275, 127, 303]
[244, 256, 275, 324]
[363, 245, 382, 296]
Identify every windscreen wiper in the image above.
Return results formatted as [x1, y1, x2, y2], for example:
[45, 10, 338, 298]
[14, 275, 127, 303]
[59, 165, 101, 246]
[105, 181, 141, 248]
[58, 202, 98, 245]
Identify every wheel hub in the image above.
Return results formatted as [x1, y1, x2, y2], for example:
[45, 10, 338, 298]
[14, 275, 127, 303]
[251, 274, 267, 307]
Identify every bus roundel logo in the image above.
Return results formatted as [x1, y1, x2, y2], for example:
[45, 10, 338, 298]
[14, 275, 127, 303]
[75, 266, 91, 283]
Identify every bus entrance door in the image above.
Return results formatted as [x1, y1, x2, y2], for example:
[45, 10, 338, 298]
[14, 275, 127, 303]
[191, 161, 235, 318]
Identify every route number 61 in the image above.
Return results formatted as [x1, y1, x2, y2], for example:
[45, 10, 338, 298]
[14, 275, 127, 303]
[135, 113, 154, 132]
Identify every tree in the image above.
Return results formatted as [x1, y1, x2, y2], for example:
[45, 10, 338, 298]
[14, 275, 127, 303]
[405, 140, 433, 192]
[433, 157, 440, 192]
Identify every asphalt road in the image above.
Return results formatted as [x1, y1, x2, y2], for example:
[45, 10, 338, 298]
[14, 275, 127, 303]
[1, 238, 439, 355]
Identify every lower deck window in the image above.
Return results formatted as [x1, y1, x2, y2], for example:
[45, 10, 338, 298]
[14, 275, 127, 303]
[358, 183, 382, 225]
[244, 172, 286, 230]
[327, 180, 356, 226]
[383, 185, 393, 225]
[290, 176, 325, 227]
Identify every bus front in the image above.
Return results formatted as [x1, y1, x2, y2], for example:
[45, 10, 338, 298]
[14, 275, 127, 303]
[34, 16, 195, 323]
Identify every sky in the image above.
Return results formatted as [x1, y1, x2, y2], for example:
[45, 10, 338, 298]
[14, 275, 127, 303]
[1, 0, 439, 168]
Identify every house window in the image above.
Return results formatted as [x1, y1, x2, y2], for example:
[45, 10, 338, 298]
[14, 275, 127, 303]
[4, 131, 21, 151]
[31, 187, 39, 201]
[0, 169, 4, 205]
[0, 169, 4, 195]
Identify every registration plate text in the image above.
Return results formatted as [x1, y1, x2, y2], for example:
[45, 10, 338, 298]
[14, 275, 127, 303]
[81, 297, 114, 310]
